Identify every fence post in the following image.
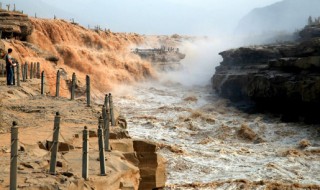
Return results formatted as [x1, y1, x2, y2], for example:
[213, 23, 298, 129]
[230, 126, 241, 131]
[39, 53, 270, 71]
[49, 112, 61, 175]
[30, 62, 33, 79]
[16, 64, 20, 87]
[36, 62, 40, 79]
[25, 62, 28, 80]
[33, 62, 36, 78]
[98, 118, 106, 176]
[109, 93, 116, 126]
[82, 126, 89, 180]
[56, 70, 60, 97]
[102, 106, 110, 151]
[104, 94, 109, 108]
[86, 75, 90, 107]
[1, 63, 4, 78]
[41, 71, 45, 95]
[12, 66, 15, 85]
[10, 121, 18, 190]
[21, 63, 24, 82]
[71, 73, 76, 100]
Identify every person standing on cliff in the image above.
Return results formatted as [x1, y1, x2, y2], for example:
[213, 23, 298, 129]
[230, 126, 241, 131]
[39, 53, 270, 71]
[5, 48, 15, 85]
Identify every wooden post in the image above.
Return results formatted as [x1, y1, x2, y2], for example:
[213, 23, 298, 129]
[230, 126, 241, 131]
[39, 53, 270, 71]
[86, 75, 90, 107]
[71, 73, 76, 100]
[109, 93, 116, 126]
[49, 112, 61, 175]
[16, 64, 20, 87]
[12, 66, 15, 85]
[33, 62, 36, 78]
[98, 121, 106, 176]
[102, 106, 110, 151]
[10, 121, 18, 190]
[36, 62, 40, 79]
[21, 63, 25, 82]
[25, 62, 28, 80]
[82, 126, 89, 180]
[41, 71, 45, 96]
[56, 70, 60, 97]
[30, 62, 33, 79]
[1, 63, 4, 78]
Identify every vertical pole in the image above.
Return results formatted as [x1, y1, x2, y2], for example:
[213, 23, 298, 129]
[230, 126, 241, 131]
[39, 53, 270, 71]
[98, 117, 106, 175]
[30, 62, 33, 79]
[12, 66, 15, 85]
[82, 126, 89, 180]
[33, 63, 36, 78]
[41, 71, 45, 96]
[56, 70, 60, 97]
[36, 62, 40, 79]
[86, 75, 90, 107]
[16, 64, 20, 87]
[25, 63, 28, 80]
[10, 121, 18, 190]
[102, 106, 110, 151]
[21, 63, 24, 82]
[104, 94, 109, 108]
[1, 63, 4, 78]
[49, 112, 61, 175]
[71, 73, 76, 100]
[109, 93, 116, 126]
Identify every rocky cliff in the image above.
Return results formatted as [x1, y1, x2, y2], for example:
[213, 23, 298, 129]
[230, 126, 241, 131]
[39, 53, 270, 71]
[0, 9, 33, 40]
[212, 24, 320, 123]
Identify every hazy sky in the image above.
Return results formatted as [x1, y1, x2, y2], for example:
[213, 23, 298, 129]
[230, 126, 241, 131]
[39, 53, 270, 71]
[4, 0, 282, 35]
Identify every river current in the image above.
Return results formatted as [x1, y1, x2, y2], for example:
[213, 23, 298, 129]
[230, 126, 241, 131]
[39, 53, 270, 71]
[113, 80, 320, 188]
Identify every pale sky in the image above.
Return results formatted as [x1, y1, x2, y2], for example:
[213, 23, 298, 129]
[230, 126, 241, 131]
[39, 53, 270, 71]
[3, 0, 282, 35]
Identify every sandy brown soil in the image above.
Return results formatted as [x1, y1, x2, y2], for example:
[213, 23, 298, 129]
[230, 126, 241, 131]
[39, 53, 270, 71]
[0, 77, 140, 190]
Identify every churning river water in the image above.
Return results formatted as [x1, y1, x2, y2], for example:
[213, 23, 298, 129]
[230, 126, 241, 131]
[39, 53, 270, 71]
[113, 80, 320, 188]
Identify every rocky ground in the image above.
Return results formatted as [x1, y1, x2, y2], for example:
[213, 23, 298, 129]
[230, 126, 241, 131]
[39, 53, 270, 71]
[0, 77, 166, 190]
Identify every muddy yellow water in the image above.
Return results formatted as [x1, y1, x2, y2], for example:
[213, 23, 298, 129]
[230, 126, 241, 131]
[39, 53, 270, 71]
[113, 81, 320, 189]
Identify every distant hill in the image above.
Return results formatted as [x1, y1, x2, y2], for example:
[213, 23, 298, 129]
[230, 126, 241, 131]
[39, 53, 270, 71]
[236, 0, 320, 35]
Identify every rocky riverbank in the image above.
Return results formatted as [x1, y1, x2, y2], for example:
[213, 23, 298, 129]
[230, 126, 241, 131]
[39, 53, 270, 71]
[0, 77, 166, 190]
[211, 23, 320, 123]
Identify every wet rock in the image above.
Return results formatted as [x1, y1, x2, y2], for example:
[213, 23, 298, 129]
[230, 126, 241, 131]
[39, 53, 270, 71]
[237, 124, 257, 141]
[299, 139, 311, 149]
[212, 24, 320, 123]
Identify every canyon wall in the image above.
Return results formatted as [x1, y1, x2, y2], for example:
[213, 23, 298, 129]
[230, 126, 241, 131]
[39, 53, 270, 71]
[212, 24, 320, 123]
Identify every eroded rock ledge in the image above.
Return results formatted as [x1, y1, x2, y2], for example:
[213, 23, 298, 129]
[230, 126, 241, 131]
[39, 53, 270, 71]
[0, 9, 33, 40]
[211, 24, 320, 123]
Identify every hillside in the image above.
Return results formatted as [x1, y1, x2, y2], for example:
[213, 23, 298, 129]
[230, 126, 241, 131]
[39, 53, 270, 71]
[236, 0, 320, 35]
[1, 11, 158, 99]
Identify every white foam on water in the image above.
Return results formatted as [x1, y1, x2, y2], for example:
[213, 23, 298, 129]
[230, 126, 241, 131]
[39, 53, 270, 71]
[114, 81, 320, 187]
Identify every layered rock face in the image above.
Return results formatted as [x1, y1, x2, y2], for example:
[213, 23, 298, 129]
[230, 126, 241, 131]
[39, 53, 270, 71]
[212, 24, 320, 122]
[0, 9, 33, 40]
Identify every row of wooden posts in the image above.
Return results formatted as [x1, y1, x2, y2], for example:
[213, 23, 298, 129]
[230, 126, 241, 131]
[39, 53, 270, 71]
[9, 94, 117, 189]
[0, 61, 92, 107]
[0, 62, 41, 86]
[40, 70, 93, 107]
